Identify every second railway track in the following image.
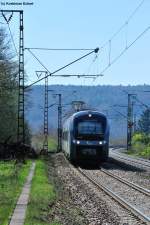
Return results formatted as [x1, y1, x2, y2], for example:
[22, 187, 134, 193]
[100, 168, 150, 196]
[110, 149, 150, 170]
[77, 166, 150, 225]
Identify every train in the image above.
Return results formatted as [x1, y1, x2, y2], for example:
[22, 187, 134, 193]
[62, 110, 109, 164]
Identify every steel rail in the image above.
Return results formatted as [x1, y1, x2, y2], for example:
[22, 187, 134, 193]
[110, 152, 150, 169]
[78, 167, 150, 224]
[101, 168, 150, 197]
[112, 150, 150, 163]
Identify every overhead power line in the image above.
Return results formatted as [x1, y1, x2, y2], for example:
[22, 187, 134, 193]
[92, 0, 147, 81]
[25, 48, 99, 89]
[99, 0, 146, 50]
[110, 106, 127, 119]
[135, 96, 150, 109]
[25, 47, 95, 51]
[7, 23, 19, 56]
[104, 106, 127, 119]
[26, 49, 51, 73]
[127, 0, 145, 22]
[100, 26, 150, 75]
[122, 90, 150, 109]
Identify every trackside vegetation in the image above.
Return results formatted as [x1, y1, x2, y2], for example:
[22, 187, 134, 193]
[25, 159, 60, 225]
[131, 133, 150, 159]
[31, 135, 57, 153]
[0, 160, 32, 225]
[130, 109, 150, 159]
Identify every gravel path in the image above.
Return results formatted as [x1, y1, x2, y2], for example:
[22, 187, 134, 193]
[9, 162, 36, 225]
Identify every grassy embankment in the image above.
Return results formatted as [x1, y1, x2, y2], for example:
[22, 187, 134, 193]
[25, 159, 60, 225]
[0, 160, 32, 225]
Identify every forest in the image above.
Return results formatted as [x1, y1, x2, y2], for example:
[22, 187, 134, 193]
[28, 84, 150, 144]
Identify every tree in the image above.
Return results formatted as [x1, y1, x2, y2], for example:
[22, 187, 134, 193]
[0, 27, 31, 144]
[0, 28, 18, 142]
[138, 109, 150, 135]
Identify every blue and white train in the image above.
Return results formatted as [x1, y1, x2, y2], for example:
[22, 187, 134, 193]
[62, 110, 109, 164]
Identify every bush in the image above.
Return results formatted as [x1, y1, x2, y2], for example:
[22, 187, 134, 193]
[139, 145, 150, 159]
[131, 133, 150, 159]
[132, 133, 143, 144]
[131, 141, 145, 155]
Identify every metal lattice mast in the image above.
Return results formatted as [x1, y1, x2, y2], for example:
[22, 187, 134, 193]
[1, 10, 25, 143]
[43, 72, 49, 153]
[17, 11, 25, 143]
[57, 94, 62, 152]
[127, 94, 135, 150]
[133, 113, 137, 133]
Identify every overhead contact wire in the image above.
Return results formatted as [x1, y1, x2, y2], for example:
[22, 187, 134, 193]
[25, 48, 98, 89]
[100, 26, 150, 75]
[99, 0, 145, 50]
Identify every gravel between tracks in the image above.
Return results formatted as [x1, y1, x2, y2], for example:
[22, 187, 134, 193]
[85, 169, 150, 217]
[47, 153, 147, 225]
[102, 161, 150, 190]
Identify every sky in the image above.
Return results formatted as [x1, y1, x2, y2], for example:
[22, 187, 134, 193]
[0, 0, 150, 86]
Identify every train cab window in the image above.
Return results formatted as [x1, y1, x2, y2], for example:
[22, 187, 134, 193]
[77, 120, 103, 135]
[75, 119, 104, 140]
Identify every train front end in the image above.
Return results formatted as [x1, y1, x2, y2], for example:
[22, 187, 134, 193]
[70, 111, 109, 164]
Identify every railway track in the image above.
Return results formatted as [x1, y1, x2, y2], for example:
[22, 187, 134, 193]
[78, 167, 150, 225]
[101, 168, 150, 197]
[110, 149, 150, 170]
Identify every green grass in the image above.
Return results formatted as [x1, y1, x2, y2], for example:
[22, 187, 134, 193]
[25, 159, 60, 225]
[0, 160, 32, 225]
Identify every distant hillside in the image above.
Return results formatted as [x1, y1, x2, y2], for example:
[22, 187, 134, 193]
[26, 84, 150, 143]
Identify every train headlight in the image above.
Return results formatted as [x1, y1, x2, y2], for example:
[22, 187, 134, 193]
[99, 141, 107, 145]
[77, 140, 80, 144]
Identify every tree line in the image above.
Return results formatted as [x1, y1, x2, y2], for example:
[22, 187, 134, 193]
[0, 27, 31, 145]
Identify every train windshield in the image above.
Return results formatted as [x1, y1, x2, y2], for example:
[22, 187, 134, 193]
[76, 120, 103, 139]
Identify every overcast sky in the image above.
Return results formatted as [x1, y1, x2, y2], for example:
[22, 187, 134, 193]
[0, 0, 150, 86]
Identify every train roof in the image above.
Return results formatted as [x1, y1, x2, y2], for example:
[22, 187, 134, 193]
[63, 110, 108, 129]
[71, 110, 107, 119]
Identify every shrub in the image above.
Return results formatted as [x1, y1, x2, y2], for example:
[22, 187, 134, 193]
[132, 133, 143, 144]
[131, 133, 150, 159]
